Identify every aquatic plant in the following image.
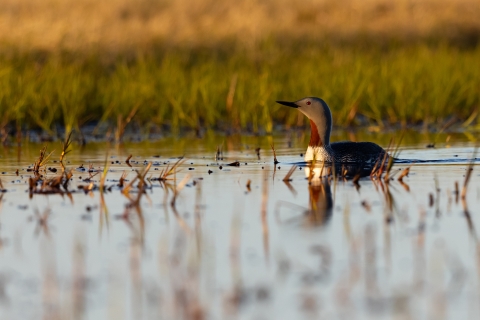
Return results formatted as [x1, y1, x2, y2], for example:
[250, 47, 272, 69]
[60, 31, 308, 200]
[0, 44, 478, 138]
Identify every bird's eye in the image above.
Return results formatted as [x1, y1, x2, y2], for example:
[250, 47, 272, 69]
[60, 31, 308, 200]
[306, 101, 311, 105]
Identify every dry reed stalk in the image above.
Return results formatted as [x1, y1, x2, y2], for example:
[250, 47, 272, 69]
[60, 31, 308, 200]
[371, 138, 393, 179]
[382, 140, 398, 181]
[63, 168, 73, 182]
[270, 143, 279, 165]
[331, 161, 338, 201]
[158, 158, 185, 181]
[60, 131, 73, 164]
[125, 154, 132, 167]
[118, 171, 128, 188]
[307, 163, 315, 183]
[97, 153, 110, 233]
[398, 179, 410, 192]
[370, 159, 380, 179]
[282, 165, 297, 182]
[397, 167, 410, 182]
[135, 161, 152, 191]
[461, 147, 478, 200]
[167, 174, 193, 234]
[306, 149, 320, 183]
[122, 176, 139, 195]
[170, 173, 191, 206]
[319, 159, 325, 178]
[33, 146, 55, 174]
[82, 164, 100, 182]
[99, 157, 109, 191]
[460, 162, 477, 239]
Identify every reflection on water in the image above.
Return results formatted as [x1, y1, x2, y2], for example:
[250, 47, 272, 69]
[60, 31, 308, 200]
[276, 178, 333, 227]
[0, 131, 479, 319]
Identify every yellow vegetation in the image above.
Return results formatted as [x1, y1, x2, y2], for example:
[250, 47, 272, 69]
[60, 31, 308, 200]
[1, 0, 479, 53]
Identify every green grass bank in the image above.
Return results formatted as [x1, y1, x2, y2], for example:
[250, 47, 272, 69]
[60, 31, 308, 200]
[1, 43, 479, 139]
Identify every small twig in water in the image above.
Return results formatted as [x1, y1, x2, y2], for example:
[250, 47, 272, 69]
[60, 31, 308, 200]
[126, 154, 132, 167]
[270, 143, 279, 165]
[282, 165, 297, 182]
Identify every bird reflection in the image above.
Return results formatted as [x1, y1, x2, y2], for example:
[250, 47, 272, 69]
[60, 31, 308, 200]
[304, 162, 376, 180]
[277, 177, 333, 227]
[306, 178, 333, 225]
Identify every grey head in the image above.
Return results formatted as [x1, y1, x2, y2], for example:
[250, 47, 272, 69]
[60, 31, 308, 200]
[276, 97, 333, 146]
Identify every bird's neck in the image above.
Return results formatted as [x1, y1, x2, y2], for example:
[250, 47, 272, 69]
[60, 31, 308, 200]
[309, 119, 330, 147]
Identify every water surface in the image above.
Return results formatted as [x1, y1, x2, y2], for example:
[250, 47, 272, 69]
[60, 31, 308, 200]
[0, 130, 479, 319]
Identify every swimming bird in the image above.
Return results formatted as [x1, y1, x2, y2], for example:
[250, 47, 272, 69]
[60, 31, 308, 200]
[276, 97, 387, 164]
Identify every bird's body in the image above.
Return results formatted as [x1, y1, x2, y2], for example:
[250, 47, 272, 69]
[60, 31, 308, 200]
[305, 142, 386, 163]
[277, 97, 387, 164]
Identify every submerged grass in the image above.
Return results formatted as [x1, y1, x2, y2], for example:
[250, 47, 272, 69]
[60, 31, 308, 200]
[0, 44, 479, 137]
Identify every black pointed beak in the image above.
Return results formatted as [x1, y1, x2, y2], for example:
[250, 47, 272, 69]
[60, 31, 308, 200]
[276, 100, 298, 108]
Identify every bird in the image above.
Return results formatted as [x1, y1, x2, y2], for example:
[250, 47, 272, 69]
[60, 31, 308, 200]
[276, 97, 388, 164]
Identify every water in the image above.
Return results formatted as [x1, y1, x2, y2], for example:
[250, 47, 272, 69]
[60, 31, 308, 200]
[0, 130, 479, 319]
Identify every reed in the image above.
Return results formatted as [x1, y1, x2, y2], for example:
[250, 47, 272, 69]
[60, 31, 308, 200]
[461, 147, 478, 200]
[282, 165, 298, 182]
[270, 144, 279, 165]
[0, 0, 479, 138]
[157, 158, 186, 182]
[0, 43, 478, 137]
[32, 146, 54, 174]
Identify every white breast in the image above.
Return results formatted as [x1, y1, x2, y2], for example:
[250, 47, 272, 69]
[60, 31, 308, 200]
[304, 146, 332, 162]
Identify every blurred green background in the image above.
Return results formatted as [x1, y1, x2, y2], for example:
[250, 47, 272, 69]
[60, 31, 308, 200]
[1, 0, 479, 139]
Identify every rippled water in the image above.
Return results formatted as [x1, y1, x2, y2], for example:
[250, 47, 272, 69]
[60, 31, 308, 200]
[0, 130, 479, 319]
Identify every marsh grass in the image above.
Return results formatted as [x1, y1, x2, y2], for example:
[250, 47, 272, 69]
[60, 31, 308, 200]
[0, 44, 479, 138]
[1, 0, 480, 138]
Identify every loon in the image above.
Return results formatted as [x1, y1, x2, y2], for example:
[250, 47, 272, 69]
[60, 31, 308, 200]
[277, 97, 387, 164]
